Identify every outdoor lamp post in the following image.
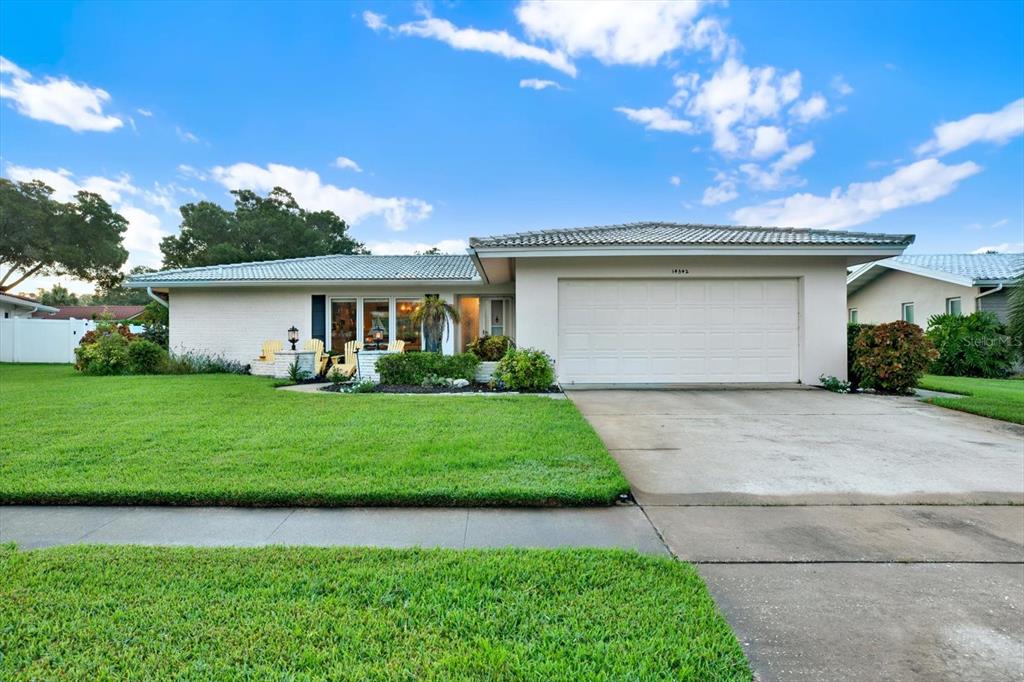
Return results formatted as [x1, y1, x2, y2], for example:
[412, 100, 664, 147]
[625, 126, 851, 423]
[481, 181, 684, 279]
[287, 326, 299, 350]
[370, 323, 385, 348]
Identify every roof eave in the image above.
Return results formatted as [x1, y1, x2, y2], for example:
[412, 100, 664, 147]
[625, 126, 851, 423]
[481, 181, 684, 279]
[127, 277, 483, 289]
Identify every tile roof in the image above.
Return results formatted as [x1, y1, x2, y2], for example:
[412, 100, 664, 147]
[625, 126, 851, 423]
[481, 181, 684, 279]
[128, 254, 479, 285]
[885, 254, 1024, 283]
[469, 222, 915, 248]
[49, 305, 147, 320]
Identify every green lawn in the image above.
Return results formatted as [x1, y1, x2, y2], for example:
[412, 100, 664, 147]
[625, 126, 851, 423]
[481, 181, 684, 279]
[0, 544, 751, 681]
[0, 364, 628, 506]
[918, 374, 1024, 425]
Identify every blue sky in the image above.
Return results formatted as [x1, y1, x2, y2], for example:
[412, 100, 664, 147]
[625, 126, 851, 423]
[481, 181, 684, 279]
[2, 0, 1022, 294]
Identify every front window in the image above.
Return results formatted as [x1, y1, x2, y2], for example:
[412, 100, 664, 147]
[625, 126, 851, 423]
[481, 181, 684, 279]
[396, 299, 422, 351]
[363, 299, 390, 349]
[459, 296, 481, 351]
[946, 297, 962, 316]
[330, 299, 357, 351]
[901, 302, 915, 324]
[848, 308, 858, 324]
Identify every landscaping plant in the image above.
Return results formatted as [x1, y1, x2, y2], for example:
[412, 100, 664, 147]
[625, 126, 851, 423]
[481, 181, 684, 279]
[466, 334, 514, 361]
[163, 350, 247, 374]
[852, 321, 937, 394]
[410, 295, 460, 352]
[286, 358, 312, 384]
[494, 347, 555, 391]
[926, 311, 1016, 378]
[126, 339, 168, 374]
[1008, 273, 1024, 352]
[818, 374, 851, 393]
[376, 352, 479, 385]
[846, 323, 874, 391]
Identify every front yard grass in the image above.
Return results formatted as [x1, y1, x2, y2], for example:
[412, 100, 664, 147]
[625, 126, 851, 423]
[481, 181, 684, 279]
[918, 374, 1024, 425]
[0, 544, 751, 680]
[0, 364, 628, 506]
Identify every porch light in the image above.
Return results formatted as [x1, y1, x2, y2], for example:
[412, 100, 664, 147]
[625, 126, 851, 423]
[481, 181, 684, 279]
[287, 325, 299, 350]
[370, 323, 386, 343]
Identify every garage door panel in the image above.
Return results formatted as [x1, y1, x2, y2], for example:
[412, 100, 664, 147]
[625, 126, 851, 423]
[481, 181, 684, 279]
[558, 278, 799, 384]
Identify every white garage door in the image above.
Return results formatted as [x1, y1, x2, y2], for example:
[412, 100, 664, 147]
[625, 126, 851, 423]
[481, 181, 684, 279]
[558, 279, 799, 384]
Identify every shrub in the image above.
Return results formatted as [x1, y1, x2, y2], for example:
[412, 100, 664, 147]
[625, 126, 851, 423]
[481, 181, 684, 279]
[466, 334, 514, 361]
[847, 323, 874, 391]
[79, 322, 135, 348]
[75, 332, 131, 375]
[926, 312, 1016, 378]
[287, 358, 312, 384]
[127, 339, 168, 374]
[164, 350, 247, 375]
[375, 352, 479, 385]
[141, 321, 169, 349]
[852, 321, 937, 394]
[494, 348, 555, 391]
[344, 379, 377, 393]
[819, 374, 850, 393]
[326, 365, 350, 385]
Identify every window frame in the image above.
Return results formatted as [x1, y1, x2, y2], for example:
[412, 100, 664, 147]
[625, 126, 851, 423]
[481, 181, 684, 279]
[848, 308, 858, 324]
[945, 297, 962, 316]
[901, 302, 915, 324]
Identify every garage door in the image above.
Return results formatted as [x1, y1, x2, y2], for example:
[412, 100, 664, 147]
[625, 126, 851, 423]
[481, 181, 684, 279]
[558, 279, 799, 384]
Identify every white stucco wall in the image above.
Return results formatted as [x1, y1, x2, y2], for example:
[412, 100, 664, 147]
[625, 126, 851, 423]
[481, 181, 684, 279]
[167, 283, 513, 364]
[0, 301, 37, 319]
[513, 255, 850, 385]
[847, 269, 978, 325]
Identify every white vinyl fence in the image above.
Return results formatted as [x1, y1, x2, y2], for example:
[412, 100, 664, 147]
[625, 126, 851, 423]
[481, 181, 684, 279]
[0, 318, 144, 364]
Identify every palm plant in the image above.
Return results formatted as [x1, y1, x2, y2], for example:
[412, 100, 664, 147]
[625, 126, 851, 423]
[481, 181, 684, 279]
[410, 295, 461, 353]
[1008, 274, 1024, 352]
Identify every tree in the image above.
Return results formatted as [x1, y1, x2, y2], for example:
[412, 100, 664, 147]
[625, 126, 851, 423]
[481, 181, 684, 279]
[0, 178, 128, 293]
[85, 266, 155, 305]
[415, 246, 442, 255]
[160, 187, 367, 269]
[1009, 275, 1024, 351]
[410, 295, 461, 353]
[37, 283, 80, 307]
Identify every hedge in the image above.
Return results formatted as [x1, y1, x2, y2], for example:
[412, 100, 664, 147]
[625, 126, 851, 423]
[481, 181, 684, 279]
[375, 352, 480, 385]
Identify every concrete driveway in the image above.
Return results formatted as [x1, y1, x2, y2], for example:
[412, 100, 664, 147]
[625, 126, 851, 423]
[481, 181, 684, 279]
[568, 388, 1024, 681]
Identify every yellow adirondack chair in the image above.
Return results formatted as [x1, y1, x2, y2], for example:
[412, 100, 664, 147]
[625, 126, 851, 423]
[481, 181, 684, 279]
[303, 338, 328, 376]
[389, 339, 406, 353]
[329, 340, 361, 379]
[261, 340, 283, 362]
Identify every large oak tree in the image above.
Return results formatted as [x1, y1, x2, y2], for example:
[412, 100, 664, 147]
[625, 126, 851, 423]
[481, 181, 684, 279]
[160, 187, 367, 269]
[0, 178, 128, 293]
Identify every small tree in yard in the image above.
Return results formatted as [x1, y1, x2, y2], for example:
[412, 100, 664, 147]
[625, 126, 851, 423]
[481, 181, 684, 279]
[852, 321, 938, 394]
[410, 295, 460, 353]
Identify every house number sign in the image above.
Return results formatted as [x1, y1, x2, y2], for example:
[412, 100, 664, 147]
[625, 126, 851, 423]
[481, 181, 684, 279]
[671, 268, 689, 274]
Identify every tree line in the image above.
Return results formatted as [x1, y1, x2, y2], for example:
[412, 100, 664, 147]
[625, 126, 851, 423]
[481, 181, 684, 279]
[0, 178, 369, 302]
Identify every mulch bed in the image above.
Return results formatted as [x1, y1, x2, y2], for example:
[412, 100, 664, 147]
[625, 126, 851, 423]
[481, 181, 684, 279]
[319, 383, 562, 395]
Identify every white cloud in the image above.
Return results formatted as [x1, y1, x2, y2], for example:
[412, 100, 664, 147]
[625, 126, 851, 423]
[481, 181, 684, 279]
[751, 125, 788, 159]
[990, 218, 1009, 229]
[209, 162, 433, 230]
[972, 243, 1023, 254]
[363, 10, 387, 32]
[0, 57, 123, 132]
[177, 164, 208, 181]
[732, 158, 981, 229]
[394, 14, 576, 77]
[614, 106, 693, 133]
[176, 126, 200, 143]
[367, 238, 468, 255]
[683, 58, 802, 154]
[668, 72, 700, 107]
[831, 75, 853, 96]
[669, 175, 681, 186]
[701, 173, 738, 206]
[739, 141, 815, 190]
[515, 0, 705, 66]
[136, 107, 153, 117]
[915, 98, 1024, 157]
[333, 156, 363, 172]
[790, 94, 828, 123]
[519, 78, 563, 90]
[5, 164, 169, 268]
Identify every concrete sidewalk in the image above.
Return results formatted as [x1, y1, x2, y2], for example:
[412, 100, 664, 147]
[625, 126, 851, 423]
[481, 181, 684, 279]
[0, 505, 668, 554]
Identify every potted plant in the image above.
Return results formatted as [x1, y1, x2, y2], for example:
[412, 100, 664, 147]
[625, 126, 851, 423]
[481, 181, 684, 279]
[410, 295, 461, 353]
[466, 334, 514, 382]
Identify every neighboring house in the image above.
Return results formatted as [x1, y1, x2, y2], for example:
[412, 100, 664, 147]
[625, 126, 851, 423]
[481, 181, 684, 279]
[0, 292, 59, 319]
[48, 305, 147, 321]
[128, 222, 913, 385]
[846, 254, 1024, 326]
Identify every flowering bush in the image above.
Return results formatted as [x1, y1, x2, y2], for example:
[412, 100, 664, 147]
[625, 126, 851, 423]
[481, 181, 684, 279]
[926, 312, 1015, 378]
[494, 348, 555, 391]
[852, 321, 937, 394]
